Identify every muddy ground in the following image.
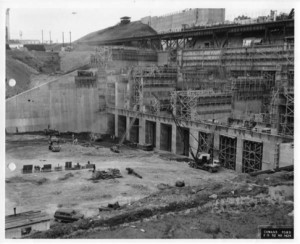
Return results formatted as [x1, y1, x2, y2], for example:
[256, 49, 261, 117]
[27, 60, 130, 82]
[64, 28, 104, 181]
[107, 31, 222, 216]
[5, 133, 294, 239]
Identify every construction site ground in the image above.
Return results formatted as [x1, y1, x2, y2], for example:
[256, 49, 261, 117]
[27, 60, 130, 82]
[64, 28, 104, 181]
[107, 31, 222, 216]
[5, 134, 294, 239]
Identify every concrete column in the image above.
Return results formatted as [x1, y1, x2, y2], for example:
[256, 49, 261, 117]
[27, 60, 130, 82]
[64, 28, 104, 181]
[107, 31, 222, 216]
[236, 137, 243, 173]
[171, 124, 177, 154]
[262, 141, 274, 171]
[213, 133, 220, 159]
[156, 122, 161, 150]
[139, 117, 146, 145]
[115, 113, 118, 137]
[115, 81, 119, 108]
[126, 116, 130, 140]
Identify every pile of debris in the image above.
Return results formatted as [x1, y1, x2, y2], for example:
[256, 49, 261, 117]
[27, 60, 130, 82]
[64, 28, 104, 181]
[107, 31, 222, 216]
[91, 168, 122, 180]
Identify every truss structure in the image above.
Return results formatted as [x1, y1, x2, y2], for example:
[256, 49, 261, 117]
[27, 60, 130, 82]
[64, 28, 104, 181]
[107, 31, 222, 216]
[219, 135, 237, 170]
[242, 140, 263, 173]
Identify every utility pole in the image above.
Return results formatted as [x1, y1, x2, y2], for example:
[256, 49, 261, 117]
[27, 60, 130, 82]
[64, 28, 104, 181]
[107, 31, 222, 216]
[69, 31, 71, 46]
[42, 30, 43, 44]
[49, 31, 51, 44]
[62, 32, 64, 47]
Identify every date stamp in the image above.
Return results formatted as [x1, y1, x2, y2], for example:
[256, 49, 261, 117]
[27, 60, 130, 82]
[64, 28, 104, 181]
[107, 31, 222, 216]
[259, 226, 293, 239]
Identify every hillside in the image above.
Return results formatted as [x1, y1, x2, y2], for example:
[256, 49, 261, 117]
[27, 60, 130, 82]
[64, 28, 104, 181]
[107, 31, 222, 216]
[76, 21, 157, 44]
[5, 49, 61, 98]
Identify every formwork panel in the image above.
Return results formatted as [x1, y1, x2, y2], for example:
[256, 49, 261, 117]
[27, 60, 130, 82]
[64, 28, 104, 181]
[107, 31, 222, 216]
[242, 140, 263, 173]
[219, 135, 237, 170]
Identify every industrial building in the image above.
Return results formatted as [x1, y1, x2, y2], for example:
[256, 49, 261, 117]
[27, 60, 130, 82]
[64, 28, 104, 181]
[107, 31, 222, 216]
[6, 9, 294, 174]
[140, 8, 225, 32]
[5, 210, 50, 238]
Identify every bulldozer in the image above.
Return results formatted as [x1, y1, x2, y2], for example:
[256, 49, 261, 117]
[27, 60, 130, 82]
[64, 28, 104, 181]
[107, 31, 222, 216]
[189, 153, 220, 173]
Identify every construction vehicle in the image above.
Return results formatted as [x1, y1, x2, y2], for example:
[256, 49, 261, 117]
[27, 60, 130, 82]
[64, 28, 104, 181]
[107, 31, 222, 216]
[171, 112, 220, 173]
[48, 136, 61, 152]
[189, 153, 220, 173]
[49, 141, 61, 152]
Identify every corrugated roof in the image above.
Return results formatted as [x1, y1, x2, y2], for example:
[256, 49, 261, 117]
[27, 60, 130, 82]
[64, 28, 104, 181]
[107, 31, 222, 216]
[5, 211, 50, 230]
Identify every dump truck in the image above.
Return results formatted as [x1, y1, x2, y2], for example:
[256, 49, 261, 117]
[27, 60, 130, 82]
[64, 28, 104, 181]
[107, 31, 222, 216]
[189, 153, 220, 173]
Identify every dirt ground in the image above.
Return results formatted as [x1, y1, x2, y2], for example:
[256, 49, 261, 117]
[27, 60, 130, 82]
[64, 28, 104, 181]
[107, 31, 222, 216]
[5, 134, 294, 239]
[5, 134, 236, 217]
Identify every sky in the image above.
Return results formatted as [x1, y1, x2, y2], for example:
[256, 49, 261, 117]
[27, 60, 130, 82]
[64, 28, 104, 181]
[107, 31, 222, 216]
[1, 0, 295, 43]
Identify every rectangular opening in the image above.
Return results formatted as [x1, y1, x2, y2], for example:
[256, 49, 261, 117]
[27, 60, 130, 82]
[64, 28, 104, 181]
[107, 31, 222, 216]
[145, 120, 156, 147]
[107, 113, 115, 136]
[160, 123, 172, 152]
[129, 118, 139, 143]
[242, 140, 263, 173]
[219, 135, 237, 170]
[176, 127, 189, 156]
[21, 227, 32, 236]
[118, 115, 126, 139]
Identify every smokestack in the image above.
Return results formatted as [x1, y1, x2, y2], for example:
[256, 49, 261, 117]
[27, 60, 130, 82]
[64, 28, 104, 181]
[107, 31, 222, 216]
[14, 207, 16, 216]
[6, 8, 10, 42]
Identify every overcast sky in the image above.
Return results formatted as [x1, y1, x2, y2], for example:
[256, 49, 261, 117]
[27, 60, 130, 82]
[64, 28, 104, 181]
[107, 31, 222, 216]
[1, 0, 296, 43]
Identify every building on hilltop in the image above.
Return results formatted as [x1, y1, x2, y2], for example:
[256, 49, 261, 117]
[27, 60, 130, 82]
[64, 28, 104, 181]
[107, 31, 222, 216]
[141, 8, 225, 33]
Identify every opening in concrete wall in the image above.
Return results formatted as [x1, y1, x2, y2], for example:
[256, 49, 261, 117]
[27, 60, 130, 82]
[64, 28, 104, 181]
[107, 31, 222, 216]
[118, 115, 126, 139]
[242, 140, 263, 173]
[198, 131, 214, 157]
[176, 127, 189, 156]
[107, 113, 115, 136]
[160, 123, 172, 152]
[129, 117, 139, 143]
[219, 135, 237, 170]
[145, 120, 156, 147]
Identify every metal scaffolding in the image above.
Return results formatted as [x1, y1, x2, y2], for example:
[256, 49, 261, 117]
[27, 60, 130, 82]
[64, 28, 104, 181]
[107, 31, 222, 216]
[280, 87, 294, 136]
[270, 86, 294, 136]
[130, 66, 177, 112]
[171, 89, 231, 121]
[90, 46, 111, 68]
[242, 140, 263, 173]
[219, 135, 237, 170]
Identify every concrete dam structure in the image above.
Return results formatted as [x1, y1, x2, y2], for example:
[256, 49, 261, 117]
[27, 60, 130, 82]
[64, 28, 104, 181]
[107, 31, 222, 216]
[6, 70, 106, 133]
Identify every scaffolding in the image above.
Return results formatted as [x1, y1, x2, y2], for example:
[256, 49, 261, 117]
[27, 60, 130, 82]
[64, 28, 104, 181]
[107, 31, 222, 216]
[242, 140, 263, 173]
[231, 73, 275, 101]
[171, 89, 231, 121]
[270, 86, 294, 136]
[130, 66, 177, 111]
[219, 135, 237, 170]
[90, 46, 111, 68]
[279, 87, 294, 136]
